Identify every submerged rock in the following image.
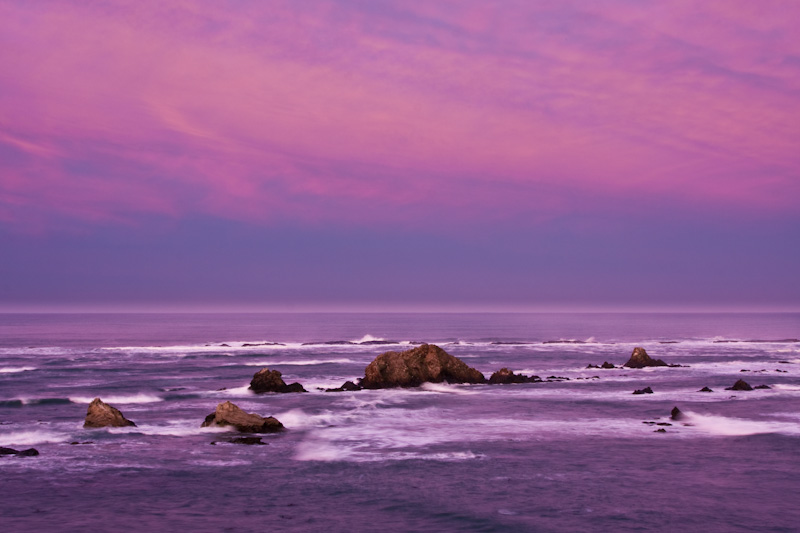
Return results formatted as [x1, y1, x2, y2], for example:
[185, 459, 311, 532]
[623, 347, 668, 369]
[698, 386, 714, 392]
[489, 368, 541, 384]
[249, 368, 307, 393]
[84, 398, 136, 428]
[725, 379, 753, 391]
[633, 386, 654, 395]
[670, 406, 687, 421]
[360, 344, 486, 389]
[201, 401, 284, 433]
[754, 384, 771, 390]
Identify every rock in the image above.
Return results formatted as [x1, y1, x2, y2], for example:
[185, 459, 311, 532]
[83, 398, 136, 428]
[725, 379, 753, 391]
[698, 386, 713, 392]
[325, 380, 362, 392]
[633, 386, 653, 395]
[586, 361, 615, 369]
[16, 448, 39, 456]
[1, 447, 39, 457]
[360, 344, 486, 389]
[623, 347, 668, 369]
[249, 368, 307, 393]
[670, 406, 686, 421]
[754, 384, 771, 390]
[201, 401, 284, 433]
[654, 428, 667, 433]
[489, 368, 540, 384]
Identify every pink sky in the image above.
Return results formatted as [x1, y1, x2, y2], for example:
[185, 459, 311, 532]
[2, 0, 799, 231]
[1, 1, 798, 310]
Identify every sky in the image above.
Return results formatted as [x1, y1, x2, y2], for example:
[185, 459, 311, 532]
[1, 0, 799, 312]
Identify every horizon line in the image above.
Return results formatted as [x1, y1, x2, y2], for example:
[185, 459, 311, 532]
[1, 302, 798, 314]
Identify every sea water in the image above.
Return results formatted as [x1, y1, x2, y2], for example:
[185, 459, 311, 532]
[1, 312, 799, 532]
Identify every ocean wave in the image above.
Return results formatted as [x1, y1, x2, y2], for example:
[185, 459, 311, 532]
[678, 411, 800, 436]
[68, 394, 163, 404]
[0, 429, 69, 446]
[0, 366, 36, 373]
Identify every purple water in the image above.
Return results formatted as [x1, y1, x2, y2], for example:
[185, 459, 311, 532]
[1, 313, 799, 532]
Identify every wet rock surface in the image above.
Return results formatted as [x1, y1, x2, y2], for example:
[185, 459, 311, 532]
[633, 386, 653, 394]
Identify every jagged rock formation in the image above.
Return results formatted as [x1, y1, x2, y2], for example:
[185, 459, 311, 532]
[623, 347, 669, 369]
[83, 398, 136, 428]
[249, 368, 307, 393]
[201, 401, 284, 433]
[633, 386, 654, 394]
[360, 344, 486, 388]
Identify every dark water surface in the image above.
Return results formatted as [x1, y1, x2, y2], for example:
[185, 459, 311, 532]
[1, 313, 799, 532]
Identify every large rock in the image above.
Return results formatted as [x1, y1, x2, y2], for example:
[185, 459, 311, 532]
[623, 347, 668, 369]
[489, 368, 541, 384]
[360, 344, 486, 388]
[249, 368, 307, 393]
[725, 379, 753, 391]
[84, 398, 136, 428]
[201, 401, 284, 433]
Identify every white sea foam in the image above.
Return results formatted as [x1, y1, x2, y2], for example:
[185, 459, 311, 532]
[352, 334, 385, 343]
[190, 459, 253, 467]
[0, 429, 68, 446]
[241, 358, 356, 366]
[107, 422, 229, 437]
[0, 366, 36, 373]
[209, 385, 253, 396]
[419, 382, 476, 395]
[678, 411, 800, 436]
[68, 394, 163, 404]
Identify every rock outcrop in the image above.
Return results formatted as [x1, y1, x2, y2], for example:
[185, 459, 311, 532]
[633, 386, 653, 394]
[623, 347, 668, 369]
[698, 386, 713, 392]
[488, 368, 541, 384]
[725, 379, 753, 391]
[360, 344, 486, 389]
[84, 398, 137, 428]
[249, 368, 307, 393]
[201, 401, 284, 433]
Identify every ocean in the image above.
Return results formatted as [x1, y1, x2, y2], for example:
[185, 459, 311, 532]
[1, 312, 799, 532]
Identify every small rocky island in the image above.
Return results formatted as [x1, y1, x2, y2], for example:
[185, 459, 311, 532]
[84, 398, 137, 428]
[249, 368, 307, 393]
[359, 343, 486, 389]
